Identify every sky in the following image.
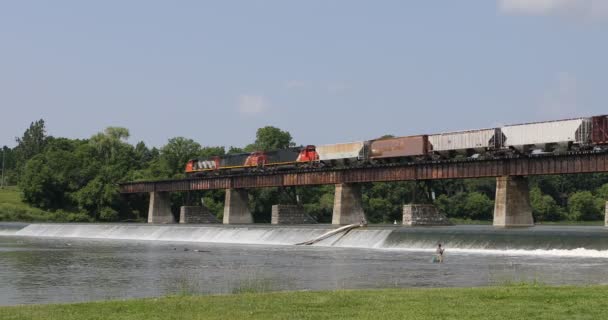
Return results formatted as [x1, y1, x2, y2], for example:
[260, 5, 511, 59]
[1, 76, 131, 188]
[1, 0, 607, 149]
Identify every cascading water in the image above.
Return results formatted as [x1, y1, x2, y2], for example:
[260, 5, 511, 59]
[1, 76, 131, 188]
[4, 223, 608, 258]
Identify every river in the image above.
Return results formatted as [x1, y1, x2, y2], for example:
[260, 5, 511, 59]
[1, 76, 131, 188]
[1, 223, 607, 306]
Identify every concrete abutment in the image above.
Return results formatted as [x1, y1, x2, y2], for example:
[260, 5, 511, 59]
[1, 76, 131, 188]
[179, 206, 220, 224]
[148, 192, 175, 224]
[332, 183, 367, 225]
[223, 189, 253, 224]
[271, 205, 316, 224]
[403, 204, 451, 226]
[493, 176, 534, 227]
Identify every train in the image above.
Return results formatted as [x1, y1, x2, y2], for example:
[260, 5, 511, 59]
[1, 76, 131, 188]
[185, 115, 608, 176]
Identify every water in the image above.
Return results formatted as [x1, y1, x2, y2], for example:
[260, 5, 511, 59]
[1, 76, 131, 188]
[1, 223, 608, 306]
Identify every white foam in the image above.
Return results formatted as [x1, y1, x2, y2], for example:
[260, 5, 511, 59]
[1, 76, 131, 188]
[373, 247, 608, 259]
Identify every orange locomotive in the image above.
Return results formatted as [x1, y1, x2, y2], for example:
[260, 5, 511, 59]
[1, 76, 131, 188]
[185, 145, 318, 176]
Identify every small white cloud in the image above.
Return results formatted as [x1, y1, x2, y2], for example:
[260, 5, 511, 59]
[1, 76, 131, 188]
[498, 0, 608, 20]
[285, 80, 306, 89]
[238, 94, 269, 115]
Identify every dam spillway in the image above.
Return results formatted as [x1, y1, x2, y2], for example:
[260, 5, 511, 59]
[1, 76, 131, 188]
[3, 223, 608, 257]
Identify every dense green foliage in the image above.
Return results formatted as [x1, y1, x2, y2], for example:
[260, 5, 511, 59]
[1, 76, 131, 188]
[1, 119, 607, 222]
[3, 286, 608, 320]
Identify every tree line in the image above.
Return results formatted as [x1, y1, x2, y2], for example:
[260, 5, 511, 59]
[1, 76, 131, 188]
[1, 119, 607, 223]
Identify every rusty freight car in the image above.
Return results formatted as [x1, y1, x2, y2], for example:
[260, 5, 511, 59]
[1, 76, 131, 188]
[369, 135, 429, 160]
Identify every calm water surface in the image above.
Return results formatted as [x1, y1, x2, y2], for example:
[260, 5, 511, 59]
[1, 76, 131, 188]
[1, 235, 607, 306]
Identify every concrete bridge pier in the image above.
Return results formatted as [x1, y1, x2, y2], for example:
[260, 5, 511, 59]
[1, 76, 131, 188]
[493, 176, 534, 227]
[332, 183, 367, 225]
[148, 191, 175, 224]
[223, 189, 253, 224]
[604, 201, 607, 227]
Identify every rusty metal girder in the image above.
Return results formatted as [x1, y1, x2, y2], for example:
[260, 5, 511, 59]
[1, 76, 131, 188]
[119, 153, 608, 193]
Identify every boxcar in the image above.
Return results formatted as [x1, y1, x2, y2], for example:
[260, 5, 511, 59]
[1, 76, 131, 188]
[501, 118, 591, 152]
[429, 128, 499, 156]
[369, 135, 429, 159]
[316, 141, 366, 163]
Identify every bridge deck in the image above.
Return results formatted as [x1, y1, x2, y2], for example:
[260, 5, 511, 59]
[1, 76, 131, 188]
[119, 151, 608, 193]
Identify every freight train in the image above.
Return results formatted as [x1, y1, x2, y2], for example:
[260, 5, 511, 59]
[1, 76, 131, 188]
[185, 115, 608, 176]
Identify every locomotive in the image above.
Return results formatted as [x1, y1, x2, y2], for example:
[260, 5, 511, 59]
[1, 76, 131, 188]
[185, 115, 608, 176]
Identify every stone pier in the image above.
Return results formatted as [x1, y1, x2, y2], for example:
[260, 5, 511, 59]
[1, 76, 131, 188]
[271, 205, 316, 224]
[605, 201, 608, 227]
[179, 206, 220, 224]
[223, 189, 253, 224]
[402, 204, 451, 226]
[493, 176, 534, 227]
[148, 191, 175, 224]
[332, 183, 367, 225]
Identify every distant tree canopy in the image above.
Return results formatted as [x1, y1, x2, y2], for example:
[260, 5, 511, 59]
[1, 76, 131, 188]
[6, 119, 608, 223]
[245, 126, 295, 151]
[14, 119, 48, 166]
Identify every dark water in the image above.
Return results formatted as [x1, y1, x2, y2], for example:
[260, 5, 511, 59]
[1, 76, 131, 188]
[1, 235, 608, 306]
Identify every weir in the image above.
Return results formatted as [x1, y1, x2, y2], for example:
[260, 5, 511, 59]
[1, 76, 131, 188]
[6, 224, 608, 255]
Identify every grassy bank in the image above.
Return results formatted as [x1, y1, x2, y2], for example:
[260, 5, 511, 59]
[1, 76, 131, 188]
[3, 285, 608, 320]
[0, 186, 90, 222]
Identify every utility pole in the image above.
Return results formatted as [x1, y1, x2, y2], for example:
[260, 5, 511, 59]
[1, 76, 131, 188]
[1, 148, 5, 189]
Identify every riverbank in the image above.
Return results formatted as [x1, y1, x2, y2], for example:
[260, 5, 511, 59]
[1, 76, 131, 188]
[3, 285, 607, 320]
[0, 187, 90, 222]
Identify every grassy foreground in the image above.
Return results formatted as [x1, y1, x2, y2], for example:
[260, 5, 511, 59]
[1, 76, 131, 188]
[3, 286, 608, 320]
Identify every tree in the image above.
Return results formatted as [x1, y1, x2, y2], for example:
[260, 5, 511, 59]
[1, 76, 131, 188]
[568, 191, 603, 221]
[19, 139, 87, 210]
[14, 119, 47, 166]
[245, 126, 295, 151]
[160, 137, 202, 176]
[89, 127, 131, 164]
[530, 187, 565, 222]
[463, 192, 494, 220]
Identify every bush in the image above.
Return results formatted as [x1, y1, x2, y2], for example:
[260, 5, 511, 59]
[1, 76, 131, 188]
[568, 191, 603, 221]
[435, 192, 493, 220]
[530, 187, 566, 222]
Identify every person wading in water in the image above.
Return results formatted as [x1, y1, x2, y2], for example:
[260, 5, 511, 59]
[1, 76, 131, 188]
[435, 243, 445, 263]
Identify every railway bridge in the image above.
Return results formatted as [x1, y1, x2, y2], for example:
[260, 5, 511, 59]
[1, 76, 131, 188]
[119, 151, 608, 227]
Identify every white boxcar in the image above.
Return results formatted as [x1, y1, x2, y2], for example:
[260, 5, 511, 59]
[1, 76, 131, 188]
[429, 128, 496, 155]
[501, 118, 591, 151]
[316, 141, 365, 161]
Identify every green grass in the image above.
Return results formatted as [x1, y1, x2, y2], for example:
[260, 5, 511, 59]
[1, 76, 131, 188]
[0, 186, 90, 222]
[2, 285, 608, 320]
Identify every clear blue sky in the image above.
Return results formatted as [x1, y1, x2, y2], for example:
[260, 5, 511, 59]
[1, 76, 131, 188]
[2, 0, 607, 148]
